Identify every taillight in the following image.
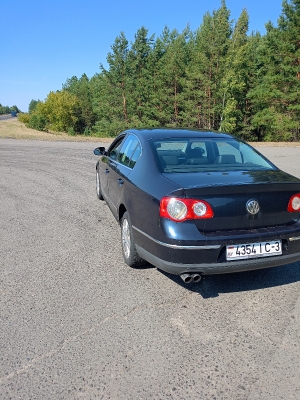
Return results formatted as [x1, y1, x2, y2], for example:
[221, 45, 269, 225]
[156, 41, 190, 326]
[160, 197, 214, 222]
[288, 194, 300, 212]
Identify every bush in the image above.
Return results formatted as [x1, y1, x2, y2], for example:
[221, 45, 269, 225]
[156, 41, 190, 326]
[27, 114, 48, 131]
[67, 127, 76, 136]
[38, 91, 80, 132]
[93, 119, 127, 137]
[83, 127, 92, 136]
[18, 113, 30, 124]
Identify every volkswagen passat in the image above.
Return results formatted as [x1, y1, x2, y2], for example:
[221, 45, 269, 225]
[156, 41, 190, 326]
[94, 129, 300, 283]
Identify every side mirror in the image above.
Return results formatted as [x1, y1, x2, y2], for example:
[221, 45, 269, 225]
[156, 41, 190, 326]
[94, 147, 106, 156]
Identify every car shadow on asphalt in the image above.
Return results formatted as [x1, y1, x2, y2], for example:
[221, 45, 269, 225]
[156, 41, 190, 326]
[158, 262, 300, 298]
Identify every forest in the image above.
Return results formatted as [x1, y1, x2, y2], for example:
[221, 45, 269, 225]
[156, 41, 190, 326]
[20, 0, 300, 141]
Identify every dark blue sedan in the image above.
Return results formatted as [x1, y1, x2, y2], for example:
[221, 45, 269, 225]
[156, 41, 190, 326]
[94, 129, 300, 283]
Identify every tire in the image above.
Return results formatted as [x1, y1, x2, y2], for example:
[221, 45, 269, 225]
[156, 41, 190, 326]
[121, 212, 146, 268]
[96, 169, 104, 200]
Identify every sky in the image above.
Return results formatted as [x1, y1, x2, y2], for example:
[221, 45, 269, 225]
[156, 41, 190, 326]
[1, 0, 284, 112]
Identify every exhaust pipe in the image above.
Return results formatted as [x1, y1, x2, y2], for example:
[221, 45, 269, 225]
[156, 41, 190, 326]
[191, 273, 201, 283]
[180, 273, 202, 284]
[180, 273, 193, 284]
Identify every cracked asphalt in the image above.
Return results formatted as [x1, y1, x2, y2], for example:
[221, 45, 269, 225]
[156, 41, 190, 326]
[0, 138, 300, 399]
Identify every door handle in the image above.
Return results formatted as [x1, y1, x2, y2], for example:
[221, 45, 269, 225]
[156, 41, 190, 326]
[118, 179, 124, 185]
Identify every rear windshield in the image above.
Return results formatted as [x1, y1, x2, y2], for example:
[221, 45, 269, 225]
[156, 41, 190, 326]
[149, 138, 276, 173]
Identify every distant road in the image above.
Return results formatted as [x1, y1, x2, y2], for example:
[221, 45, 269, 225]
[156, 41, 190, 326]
[0, 114, 16, 121]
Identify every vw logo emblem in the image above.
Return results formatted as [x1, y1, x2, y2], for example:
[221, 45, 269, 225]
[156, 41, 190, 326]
[246, 199, 260, 215]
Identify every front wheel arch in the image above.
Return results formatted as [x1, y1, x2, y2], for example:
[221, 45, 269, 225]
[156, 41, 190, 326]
[119, 204, 127, 223]
[96, 167, 104, 200]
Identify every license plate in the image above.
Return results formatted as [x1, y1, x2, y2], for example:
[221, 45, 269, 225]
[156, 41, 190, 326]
[226, 240, 282, 260]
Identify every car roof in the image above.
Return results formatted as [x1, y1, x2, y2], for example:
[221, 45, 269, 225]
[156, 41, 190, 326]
[124, 128, 233, 140]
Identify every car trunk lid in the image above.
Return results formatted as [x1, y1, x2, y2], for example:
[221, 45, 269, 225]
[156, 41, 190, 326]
[164, 170, 300, 233]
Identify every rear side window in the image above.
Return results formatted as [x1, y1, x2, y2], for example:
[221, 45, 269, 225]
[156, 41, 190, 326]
[215, 141, 243, 163]
[128, 144, 142, 168]
[117, 134, 141, 169]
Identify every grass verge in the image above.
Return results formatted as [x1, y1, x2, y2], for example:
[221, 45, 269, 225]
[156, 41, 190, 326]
[0, 118, 113, 143]
[0, 116, 299, 146]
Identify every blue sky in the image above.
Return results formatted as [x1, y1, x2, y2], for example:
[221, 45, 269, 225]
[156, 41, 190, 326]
[1, 0, 284, 112]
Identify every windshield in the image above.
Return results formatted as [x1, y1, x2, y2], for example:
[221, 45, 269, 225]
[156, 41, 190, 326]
[149, 138, 276, 173]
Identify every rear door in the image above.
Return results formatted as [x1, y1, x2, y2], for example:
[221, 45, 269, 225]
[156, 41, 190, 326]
[106, 134, 141, 216]
[99, 136, 125, 200]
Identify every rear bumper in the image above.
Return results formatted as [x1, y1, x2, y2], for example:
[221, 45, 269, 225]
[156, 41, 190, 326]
[136, 245, 300, 275]
[133, 220, 300, 275]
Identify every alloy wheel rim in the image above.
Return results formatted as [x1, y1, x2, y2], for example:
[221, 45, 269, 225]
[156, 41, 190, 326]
[122, 219, 131, 259]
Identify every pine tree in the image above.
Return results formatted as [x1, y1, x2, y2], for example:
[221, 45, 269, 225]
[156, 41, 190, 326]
[183, 0, 232, 130]
[249, 0, 300, 141]
[219, 9, 250, 134]
[180, 30, 207, 128]
[62, 74, 97, 133]
[92, 32, 131, 136]
[148, 27, 182, 126]
[156, 27, 191, 126]
[127, 27, 155, 126]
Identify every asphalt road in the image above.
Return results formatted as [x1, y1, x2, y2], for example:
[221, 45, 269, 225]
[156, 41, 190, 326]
[0, 115, 15, 121]
[1, 139, 300, 399]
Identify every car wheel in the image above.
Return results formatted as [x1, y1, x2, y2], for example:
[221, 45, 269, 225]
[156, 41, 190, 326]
[96, 169, 104, 200]
[121, 212, 146, 267]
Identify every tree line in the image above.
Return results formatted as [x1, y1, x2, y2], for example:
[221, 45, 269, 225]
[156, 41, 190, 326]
[0, 104, 20, 115]
[20, 0, 300, 141]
